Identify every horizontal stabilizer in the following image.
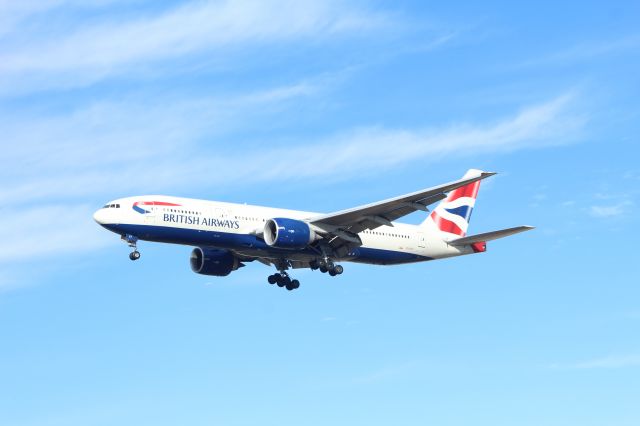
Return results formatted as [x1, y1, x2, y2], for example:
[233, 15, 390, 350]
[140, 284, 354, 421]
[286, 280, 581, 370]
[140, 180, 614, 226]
[448, 226, 534, 246]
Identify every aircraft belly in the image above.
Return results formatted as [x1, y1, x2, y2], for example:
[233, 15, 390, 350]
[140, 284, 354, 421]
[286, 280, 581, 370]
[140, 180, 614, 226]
[104, 223, 432, 265]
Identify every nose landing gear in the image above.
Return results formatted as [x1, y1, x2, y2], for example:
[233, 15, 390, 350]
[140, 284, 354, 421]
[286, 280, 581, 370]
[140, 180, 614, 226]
[122, 234, 141, 261]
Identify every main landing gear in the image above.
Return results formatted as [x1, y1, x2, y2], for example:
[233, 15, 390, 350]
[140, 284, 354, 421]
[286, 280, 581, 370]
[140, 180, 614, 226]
[122, 234, 141, 261]
[267, 260, 300, 291]
[310, 259, 344, 276]
[267, 272, 300, 291]
[266, 258, 344, 291]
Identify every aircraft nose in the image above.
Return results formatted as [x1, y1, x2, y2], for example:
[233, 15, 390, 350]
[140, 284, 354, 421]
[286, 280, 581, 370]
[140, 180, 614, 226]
[93, 208, 107, 224]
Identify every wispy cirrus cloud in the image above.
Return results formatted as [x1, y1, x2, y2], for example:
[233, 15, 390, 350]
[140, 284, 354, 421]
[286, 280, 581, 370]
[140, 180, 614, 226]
[589, 201, 633, 218]
[515, 33, 640, 69]
[0, 0, 113, 35]
[1, 91, 584, 206]
[0, 205, 108, 262]
[0, 0, 391, 94]
[553, 354, 640, 370]
[0, 89, 585, 267]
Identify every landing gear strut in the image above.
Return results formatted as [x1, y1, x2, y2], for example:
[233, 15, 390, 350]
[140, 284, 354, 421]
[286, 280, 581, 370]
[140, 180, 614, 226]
[122, 234, 141, 261]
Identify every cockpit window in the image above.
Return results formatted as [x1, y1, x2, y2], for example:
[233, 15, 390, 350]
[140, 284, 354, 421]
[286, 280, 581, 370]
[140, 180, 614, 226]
[115, 204, 120, 208]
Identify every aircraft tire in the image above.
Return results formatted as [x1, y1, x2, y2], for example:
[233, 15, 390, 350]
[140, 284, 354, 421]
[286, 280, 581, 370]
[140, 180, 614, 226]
[286, 279, 300, 291]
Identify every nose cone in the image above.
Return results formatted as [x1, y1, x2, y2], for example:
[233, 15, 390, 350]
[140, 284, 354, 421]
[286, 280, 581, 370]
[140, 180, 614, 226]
[93, 208, 107, 225]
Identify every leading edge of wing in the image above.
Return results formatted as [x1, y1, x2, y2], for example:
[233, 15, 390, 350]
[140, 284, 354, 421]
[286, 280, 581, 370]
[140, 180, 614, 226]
[309, 170, 496, 227]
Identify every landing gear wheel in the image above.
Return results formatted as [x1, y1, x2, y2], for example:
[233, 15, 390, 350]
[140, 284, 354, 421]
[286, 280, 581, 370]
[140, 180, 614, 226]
[267, 275, 277, 285]
[129, 251, 140, 261]
[329, 269, 337, 276]
[319, 265, 328, 273]
[286, 279, 300, 291]
[276, 274, 286, 287]
[333, 265, 344, 275]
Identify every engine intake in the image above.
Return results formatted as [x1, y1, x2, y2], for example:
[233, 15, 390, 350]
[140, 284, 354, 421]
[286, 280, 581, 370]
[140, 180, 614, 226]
[264, 218, 317, 250]
[190, 248, 241, 276]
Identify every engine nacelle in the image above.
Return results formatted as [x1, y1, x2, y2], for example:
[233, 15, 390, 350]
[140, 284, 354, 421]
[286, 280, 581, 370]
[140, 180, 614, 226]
[264, 218, 317, 250]
[190, 248, 240, 276]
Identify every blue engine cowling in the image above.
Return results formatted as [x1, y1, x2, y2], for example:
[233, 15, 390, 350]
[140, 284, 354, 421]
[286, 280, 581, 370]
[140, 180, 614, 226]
[190, 248, 241, 276]
[264, 218, 317, 250]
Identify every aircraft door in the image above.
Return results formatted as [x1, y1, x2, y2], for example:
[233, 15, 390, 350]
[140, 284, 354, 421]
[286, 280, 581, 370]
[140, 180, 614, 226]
[417, 232, 426, 248]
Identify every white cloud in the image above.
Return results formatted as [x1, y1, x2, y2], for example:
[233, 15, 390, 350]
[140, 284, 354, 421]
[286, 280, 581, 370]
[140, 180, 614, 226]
[0, 0, 390, 93]
[1, 91, 585, 207]
[624, 170, 640, 181]
[0, 89, 585, 270]
[0, 204, 112, 264]
[589, 201, 632, 218]
[569, 355, 640, 370]
[516, 34, 640, 68]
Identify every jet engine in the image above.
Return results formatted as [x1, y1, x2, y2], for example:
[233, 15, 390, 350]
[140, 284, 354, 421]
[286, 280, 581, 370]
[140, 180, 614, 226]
[190, 248, 241, 276]
[263, 218, 318, 250]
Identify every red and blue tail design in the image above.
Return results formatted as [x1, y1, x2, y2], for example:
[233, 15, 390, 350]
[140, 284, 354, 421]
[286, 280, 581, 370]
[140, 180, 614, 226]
[422, 169, 482, 237]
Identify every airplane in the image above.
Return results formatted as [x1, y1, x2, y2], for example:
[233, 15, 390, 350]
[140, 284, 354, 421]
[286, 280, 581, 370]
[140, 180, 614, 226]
[93, 169, 533, 291]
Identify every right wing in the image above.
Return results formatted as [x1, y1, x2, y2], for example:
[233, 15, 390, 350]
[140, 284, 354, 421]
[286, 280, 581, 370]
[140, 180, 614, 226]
[307, 170, 496, 255]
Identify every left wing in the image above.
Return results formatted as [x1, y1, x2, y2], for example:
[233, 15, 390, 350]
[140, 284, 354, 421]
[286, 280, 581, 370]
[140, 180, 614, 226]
[307, 170, 496, 255]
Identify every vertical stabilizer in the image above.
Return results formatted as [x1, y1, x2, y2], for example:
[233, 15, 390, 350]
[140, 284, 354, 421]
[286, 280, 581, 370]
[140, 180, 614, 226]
[421, 169, 484, 238]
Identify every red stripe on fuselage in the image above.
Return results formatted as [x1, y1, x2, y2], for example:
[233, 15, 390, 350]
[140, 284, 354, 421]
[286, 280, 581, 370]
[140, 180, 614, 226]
[430, 211, 465, 236]
[139, 201, 182, 206]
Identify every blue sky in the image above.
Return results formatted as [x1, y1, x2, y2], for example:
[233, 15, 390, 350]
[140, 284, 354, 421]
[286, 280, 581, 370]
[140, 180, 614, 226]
[1, 1, 639, 425]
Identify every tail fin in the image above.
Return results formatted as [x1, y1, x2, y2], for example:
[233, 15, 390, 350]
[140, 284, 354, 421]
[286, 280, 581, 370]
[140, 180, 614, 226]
[421, 169, 484, 237]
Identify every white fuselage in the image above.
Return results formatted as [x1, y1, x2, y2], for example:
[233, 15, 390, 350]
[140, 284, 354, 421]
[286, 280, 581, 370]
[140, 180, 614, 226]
[94, 195, 473, 266]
